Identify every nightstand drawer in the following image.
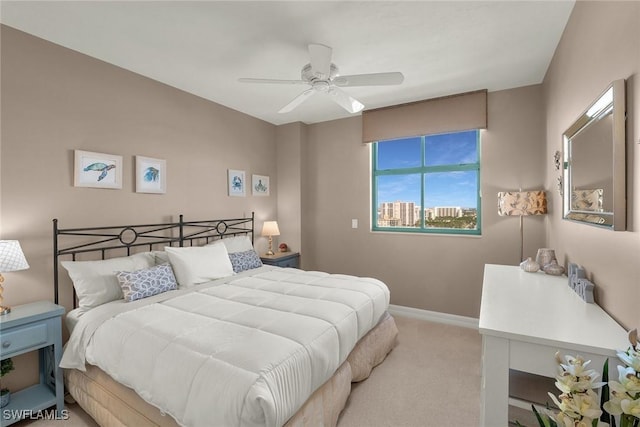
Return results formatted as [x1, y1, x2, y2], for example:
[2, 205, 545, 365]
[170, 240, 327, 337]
[261, 252, 300, 268]
[278, 257, 299, 268]
[1, 323, 48, 357]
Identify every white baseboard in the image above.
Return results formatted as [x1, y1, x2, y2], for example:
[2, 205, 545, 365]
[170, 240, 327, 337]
[388, 304, 479, 329]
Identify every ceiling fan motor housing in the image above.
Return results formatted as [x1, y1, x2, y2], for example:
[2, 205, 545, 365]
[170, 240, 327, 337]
[302, 63, 339, 84]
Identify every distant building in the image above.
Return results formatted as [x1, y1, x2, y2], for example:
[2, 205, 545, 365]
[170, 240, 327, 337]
[424, 208, 435, 220]
[377, 217, 401, 227]
[379, 201, 416, 226]
[434, 206, 463, 218]
[379, 202, 476, 227]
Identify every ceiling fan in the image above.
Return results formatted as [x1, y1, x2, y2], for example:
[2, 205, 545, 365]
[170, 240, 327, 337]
[238, 44, 404, 114]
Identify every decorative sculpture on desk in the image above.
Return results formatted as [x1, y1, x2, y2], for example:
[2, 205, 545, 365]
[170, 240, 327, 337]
[567, 263, 595, 303]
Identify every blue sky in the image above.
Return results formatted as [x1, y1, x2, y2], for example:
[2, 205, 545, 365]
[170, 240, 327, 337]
[376, 131, 479, 208]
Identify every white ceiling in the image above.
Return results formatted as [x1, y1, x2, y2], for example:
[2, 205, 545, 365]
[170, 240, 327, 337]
[0, 1, 575, 126]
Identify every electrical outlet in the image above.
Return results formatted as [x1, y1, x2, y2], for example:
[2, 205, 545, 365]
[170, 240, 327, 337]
[351, 219, 358, 229]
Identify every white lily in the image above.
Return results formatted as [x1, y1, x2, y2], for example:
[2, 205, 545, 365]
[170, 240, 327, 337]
[548, 389, 602, 422]
[554, 354, 605, 393]
[556, 411, 589, 427]
[603, 382, 625, 416]
[620, 397, 640, 418]
[555, 371, 605, 394]
[618, 348, 640, 372]
[617, 365, 640, 394]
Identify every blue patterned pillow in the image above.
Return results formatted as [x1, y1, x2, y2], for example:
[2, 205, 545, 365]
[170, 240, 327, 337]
[228, 250, 263, 273]
[116, 263, 178, 302]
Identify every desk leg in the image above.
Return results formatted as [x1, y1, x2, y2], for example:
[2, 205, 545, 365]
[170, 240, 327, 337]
[481, 335, 510, 427]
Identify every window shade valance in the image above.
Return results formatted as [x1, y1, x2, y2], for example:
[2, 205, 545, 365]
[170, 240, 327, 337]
[361, 89, 487, 143]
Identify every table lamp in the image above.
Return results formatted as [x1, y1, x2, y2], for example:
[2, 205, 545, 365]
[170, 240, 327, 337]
[261, 221, 280, 256]
[0, 240, 30, 315]
[497, 190, 547, 262]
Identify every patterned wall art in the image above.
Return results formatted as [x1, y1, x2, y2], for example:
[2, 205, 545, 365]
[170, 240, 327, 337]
[571, 188, 603, 212]
[136, 156, 166, 194]
[228, 169, 246, 197]
[252, 174, 270, 196]
[74, 150, 123, 189]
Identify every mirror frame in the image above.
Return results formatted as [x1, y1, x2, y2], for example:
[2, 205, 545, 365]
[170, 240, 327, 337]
[562, 79, 626, 230]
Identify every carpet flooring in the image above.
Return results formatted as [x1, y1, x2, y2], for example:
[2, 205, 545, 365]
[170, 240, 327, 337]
[340, 315, 482, 426]
[12, 315, 541, 427]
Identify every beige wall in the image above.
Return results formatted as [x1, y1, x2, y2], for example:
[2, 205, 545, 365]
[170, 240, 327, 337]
[275, 123, 305, 257]
[543, 1, 640, 330]
[301, 84, 547, 318]
[0, 26, 278, 390]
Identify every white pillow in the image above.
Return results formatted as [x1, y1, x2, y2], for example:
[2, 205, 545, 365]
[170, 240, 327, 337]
[208, 235, 253, 254]
[165, 244, 234, 287]
[152, 250, 170, 265]
[61, 252, 156, 313]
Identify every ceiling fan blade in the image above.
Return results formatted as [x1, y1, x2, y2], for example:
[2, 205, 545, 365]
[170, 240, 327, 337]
[238, 78, 307, 85]
[278, 89, 316, 114]
[333, 72, 404, 87]
[308, 44, 332, 79]
[327, 87, 364, 113]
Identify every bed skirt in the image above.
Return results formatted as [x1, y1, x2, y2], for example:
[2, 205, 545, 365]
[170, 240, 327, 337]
[64, 312, 398, 427]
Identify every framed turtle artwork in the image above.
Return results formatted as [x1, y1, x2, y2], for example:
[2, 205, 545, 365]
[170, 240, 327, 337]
[135, 156, 166, 194]
[74, 150, 123, 189]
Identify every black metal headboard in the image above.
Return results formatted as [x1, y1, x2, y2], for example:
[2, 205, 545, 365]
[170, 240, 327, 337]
[53, 213, 255, 306]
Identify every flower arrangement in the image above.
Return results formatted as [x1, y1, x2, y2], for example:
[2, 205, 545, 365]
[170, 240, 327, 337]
[519, 353, 605, 427]
[519, 329, 640, 427]
[602, 329, 640, 427]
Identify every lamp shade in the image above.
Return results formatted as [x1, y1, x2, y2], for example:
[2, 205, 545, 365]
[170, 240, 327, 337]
[0, 240, 30, 272]
[261, 221, 280, 237]
[497, 191, 547, 216]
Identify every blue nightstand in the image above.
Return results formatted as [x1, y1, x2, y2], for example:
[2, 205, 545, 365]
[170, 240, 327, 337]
[0, 301, 65, 426]
[260, 252, 300, 268]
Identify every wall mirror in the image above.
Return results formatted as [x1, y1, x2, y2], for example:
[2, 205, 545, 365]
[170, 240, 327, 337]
[562, 79, 626, 230]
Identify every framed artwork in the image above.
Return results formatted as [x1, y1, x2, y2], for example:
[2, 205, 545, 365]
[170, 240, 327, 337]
[136, 156, 166, 194]
[228, 169, 246, 197]
[252, 174, 270, 196]
[74, 150, 122, 189]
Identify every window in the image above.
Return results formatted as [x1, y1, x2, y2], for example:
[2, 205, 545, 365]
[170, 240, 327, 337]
[372, 130, 481, 235]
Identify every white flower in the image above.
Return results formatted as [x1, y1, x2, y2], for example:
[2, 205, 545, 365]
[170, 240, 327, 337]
[618, 348, 640, 372]
[605, 366, 640, 419]
[603, 382, 625, 416]
[554, 354, 605, 393]
[555, 412, 583, 427]
[548, 389, 602, 422]
[616, 365, 640, 394]
[620, 397, 640, 418]
[555, 371, 605, 394]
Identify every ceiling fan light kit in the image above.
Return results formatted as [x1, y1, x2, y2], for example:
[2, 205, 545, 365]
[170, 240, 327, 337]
[239, 44, 404, 114]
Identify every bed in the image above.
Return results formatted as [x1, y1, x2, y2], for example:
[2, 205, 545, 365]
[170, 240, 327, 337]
[54, 215, 398, 427]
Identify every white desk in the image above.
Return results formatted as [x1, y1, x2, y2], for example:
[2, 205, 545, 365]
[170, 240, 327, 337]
[479, 264, 629, 427]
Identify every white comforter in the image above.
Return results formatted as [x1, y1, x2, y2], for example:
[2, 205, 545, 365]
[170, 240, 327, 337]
[61, 266, 390, 427]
